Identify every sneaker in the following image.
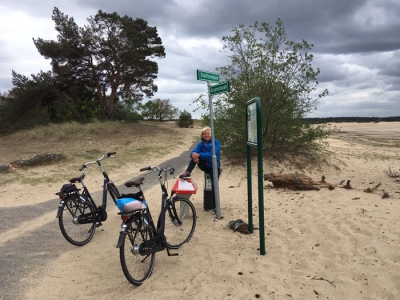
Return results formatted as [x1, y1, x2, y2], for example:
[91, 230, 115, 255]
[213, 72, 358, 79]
[179, 171, 191, 179]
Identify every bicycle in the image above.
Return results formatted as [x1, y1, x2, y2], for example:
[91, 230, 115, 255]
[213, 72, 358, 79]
[55, 152, 121, 246]
[116, 165, 197, 286]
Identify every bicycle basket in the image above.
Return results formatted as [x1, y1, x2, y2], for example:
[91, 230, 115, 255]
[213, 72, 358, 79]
[59, 183, 79, 194]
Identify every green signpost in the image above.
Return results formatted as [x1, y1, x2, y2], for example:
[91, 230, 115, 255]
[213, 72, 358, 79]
[209, 81, 230, 96]
[246, 97, 265, 255]
[197, 70, 220, 83]
[196, 69, 225, 220]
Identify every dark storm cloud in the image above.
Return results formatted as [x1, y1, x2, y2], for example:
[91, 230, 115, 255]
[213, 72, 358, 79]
[312, 55, 349, 83]
[377, 51, 400, 77]
[78, 0, 400, 55]
[6, 0, 400, 56]
[8, 0, 400, 58]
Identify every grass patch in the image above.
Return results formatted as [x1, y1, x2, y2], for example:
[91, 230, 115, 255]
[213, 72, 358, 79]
[0, 120, 200, 187]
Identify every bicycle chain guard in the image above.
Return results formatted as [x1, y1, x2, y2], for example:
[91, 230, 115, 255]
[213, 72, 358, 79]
[139, 235, 166, 255]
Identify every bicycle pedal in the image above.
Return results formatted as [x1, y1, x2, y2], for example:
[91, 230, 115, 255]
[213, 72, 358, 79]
[96, 222, 103, 228]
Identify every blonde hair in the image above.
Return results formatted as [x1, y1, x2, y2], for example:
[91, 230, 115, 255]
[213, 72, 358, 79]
[200, 126, 211, 139]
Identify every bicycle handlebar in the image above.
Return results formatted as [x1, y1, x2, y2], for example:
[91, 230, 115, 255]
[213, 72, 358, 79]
[140, 165, 176, 176]
[79, 151, 117, 171]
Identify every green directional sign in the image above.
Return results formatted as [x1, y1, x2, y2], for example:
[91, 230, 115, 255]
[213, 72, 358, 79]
[209, 81, 230, 96]
[197, 70, 220, 83]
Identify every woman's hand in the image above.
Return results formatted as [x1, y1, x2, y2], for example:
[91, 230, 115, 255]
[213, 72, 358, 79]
[192, 152, 200, 163]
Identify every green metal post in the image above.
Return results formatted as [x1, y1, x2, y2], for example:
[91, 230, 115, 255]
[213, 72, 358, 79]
[246, 97, 265, 255]
[247, 144, 253, 233]
[256, 99, 265, 255]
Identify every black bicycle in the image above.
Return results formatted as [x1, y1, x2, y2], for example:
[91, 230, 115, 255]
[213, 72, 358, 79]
[116, 165, 197, 286]
[55, 152, 121, 246]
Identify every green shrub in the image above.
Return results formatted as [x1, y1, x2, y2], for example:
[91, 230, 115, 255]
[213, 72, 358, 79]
[178, 110, 194, 128]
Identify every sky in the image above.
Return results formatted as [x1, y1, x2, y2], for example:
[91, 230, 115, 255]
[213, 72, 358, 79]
[0, 0, 399, 119]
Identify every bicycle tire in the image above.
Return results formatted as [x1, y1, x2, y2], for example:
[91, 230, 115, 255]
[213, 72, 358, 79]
[59, 195, 96, 246]
[164, 197, 196, 248]
[119, 212, 155, 286]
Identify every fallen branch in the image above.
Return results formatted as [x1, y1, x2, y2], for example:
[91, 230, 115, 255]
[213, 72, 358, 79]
[0, 163, 9, 170]
[364, 183, 381, 193]
[10, 153, 65, 167]
[311, 276, 336, 287]
[264, 173, 321, 191]
[344, 180, 352, 189]
[338, 180, 352, 189]
[237, 176, 247, 188]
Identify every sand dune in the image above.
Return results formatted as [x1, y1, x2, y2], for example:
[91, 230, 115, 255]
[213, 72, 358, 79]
[2, 122, 400, 299]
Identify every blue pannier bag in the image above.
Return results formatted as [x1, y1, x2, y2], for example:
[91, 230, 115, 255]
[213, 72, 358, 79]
[116, 197, 148, 212]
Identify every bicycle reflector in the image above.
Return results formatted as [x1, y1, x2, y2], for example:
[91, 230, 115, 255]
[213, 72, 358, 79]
[121, 215, 130, 221]
[59, 194, 67, 200]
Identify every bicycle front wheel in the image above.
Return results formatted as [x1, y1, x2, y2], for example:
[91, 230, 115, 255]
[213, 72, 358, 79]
[165, 197, 196, 248]
[59, 195, 96, 246]
[119, 214, 155, 286]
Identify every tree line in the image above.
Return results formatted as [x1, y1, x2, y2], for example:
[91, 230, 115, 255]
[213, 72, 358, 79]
[1, 9, 331, 156]
[304, 116, 400, 124]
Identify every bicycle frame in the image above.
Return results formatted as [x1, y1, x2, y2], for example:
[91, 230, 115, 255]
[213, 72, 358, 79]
[155, 168, 170, 235]
[56, 152, 120, 225]
[116, 166, 179, 254]
[115, 164, 197, 286]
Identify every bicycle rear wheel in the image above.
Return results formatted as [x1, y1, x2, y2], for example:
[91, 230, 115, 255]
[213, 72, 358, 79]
[165, 197, 196, 248]
[59, 195, 96, 246]
[119, 213, 155, 286]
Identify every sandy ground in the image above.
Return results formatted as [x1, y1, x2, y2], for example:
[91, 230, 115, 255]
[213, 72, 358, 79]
[1, 122, 400, 299]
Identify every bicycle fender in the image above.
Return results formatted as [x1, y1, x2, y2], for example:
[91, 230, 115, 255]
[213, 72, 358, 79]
[56, 201, 64, 218]
[116, 224, 127, 248]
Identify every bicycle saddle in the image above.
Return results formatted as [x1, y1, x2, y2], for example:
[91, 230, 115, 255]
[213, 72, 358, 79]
[69, 174, 86, 183]
[124, 177, 145, 187]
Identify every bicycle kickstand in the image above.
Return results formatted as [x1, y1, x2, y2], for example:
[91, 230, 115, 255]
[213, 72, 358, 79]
[166, 247, 179, 257]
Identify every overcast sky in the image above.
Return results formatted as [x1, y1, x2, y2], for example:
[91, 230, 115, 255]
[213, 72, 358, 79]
[1, 0, 399, 119]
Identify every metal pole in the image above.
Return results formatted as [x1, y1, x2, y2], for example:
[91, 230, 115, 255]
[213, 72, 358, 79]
[256, 98, 265, 255]
[208, 81, 221, 219]
[247, 144, 253, 233]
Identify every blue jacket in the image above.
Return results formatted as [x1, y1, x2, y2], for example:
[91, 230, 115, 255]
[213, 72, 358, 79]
[191, 138, 221, 169]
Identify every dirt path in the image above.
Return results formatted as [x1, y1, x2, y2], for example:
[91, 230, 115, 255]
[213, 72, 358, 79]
[0, 143, 196, 300]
